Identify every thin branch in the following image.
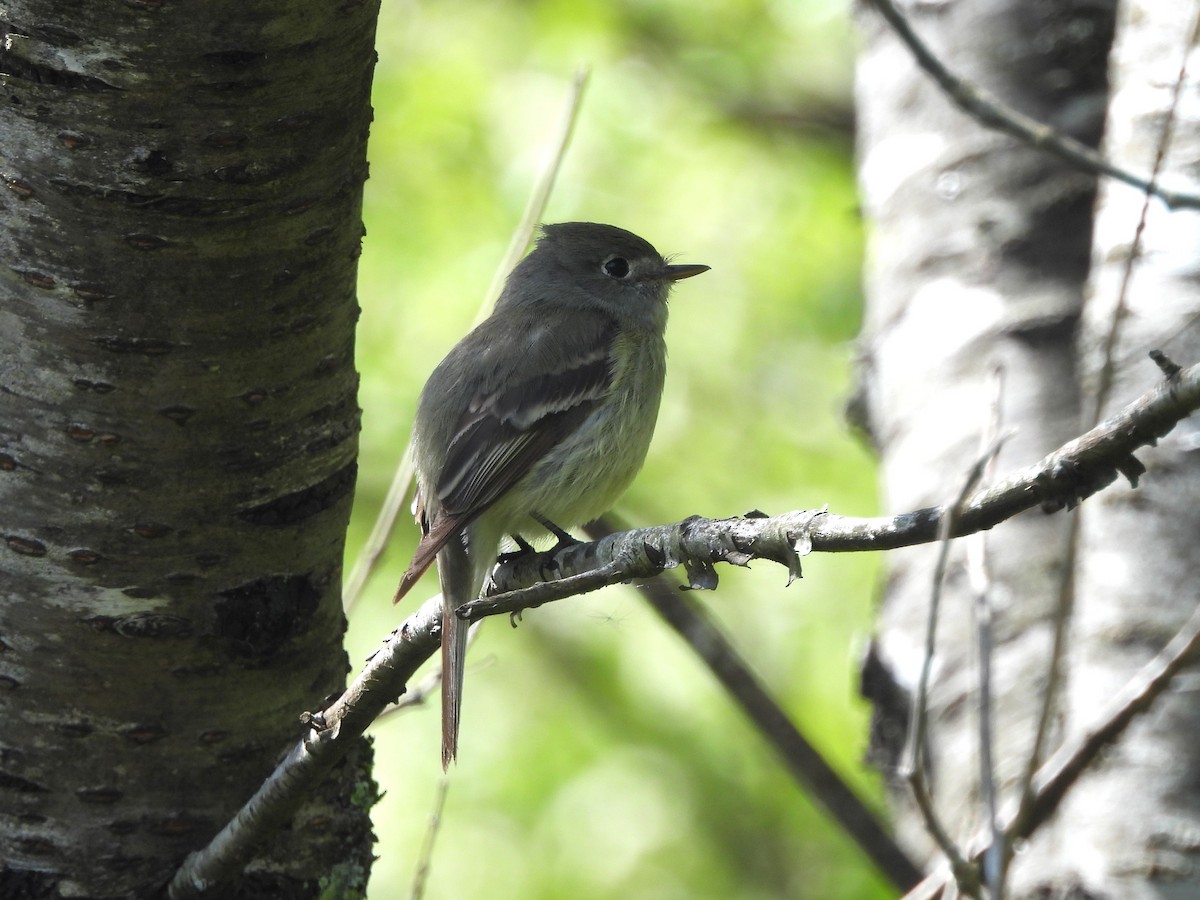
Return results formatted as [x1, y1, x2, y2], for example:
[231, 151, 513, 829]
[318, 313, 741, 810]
[342, 67, 591, 612]
[908, 766, 980, 899]
[1088, 3, 1200, 424]
[584, 517, 925, 893]
[862, 0, 1200, 211]
[1011, 513, 1077, 841]
[1020, 602, 1200, 836]
[968, 368, 1005, 898]
[477, 67, 591, 319]
[167, 595, 444, 899]
[409, 776, 450, 900]
[904, 597, 1200, 900]
[900, 432, 1007, 897]
[372, 618, 484, 723]
[970, 548, 1003, 900]
[467, 359, 1200, 621]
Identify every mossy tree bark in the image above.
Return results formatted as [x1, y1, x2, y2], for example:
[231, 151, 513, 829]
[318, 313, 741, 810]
[0, 1, 379, 896]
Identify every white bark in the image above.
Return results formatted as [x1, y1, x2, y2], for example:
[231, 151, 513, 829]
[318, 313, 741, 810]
[1018, 3, 1200, 896]
[855, 0, 1112, 883]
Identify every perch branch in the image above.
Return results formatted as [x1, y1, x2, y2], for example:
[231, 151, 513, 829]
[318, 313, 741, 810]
[863, 0, 1200, 210]
[466, 359, 1200, 621]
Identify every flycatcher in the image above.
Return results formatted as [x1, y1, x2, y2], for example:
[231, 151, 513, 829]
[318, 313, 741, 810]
[392, 222, 708, 767]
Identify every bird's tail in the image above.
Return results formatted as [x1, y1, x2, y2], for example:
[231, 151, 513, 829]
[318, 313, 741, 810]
[434, 523, 496, 769]
[441, 595, 471, 769]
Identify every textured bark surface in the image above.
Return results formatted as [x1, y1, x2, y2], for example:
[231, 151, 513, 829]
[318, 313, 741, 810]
[854, 0, 1113, 879]
[0, 1, 378, 896]
[1018, 2, 1200, 896]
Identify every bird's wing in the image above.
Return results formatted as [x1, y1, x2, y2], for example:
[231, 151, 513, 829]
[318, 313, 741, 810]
[392, 313, 617, 605]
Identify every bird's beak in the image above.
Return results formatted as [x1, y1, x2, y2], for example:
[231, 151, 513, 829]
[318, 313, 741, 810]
[660, 263, 710, 281]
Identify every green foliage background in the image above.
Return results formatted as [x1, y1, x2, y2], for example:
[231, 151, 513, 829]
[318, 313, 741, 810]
[347, 0, 888, 896]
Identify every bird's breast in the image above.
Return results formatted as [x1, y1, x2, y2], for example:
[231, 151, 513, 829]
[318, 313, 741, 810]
[496, 329, 666, 529]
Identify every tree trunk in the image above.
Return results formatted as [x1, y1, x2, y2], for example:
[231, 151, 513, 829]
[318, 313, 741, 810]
[1019, 1, 1200, 896]
[0, 2, 378, 896]
[854, 0, 1114, 883]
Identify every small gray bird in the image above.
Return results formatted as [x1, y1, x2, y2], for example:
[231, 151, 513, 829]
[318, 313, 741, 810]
[392, 222, 708, 767]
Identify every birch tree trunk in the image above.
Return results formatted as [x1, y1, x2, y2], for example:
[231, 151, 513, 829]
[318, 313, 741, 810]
[1018, 2, 1200, 896]
[0, 2, 379, 896]
[854, 0, 1115, 884]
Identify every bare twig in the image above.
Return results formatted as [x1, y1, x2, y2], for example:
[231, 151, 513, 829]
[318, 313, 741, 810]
[862, 0, 1200, 210]
[372, 618, 485, 723]
[478, 67, 591, 319]
[1089, 3, 1200, 424]
[584, 517, 925, 893]
[900, 431, 1007, 896]
[469, 361, 1200, 621]
[168, 595, 444, 899]
[1020, 602, 1200, 836]
[1011, 513, 1077, 840]
[409, 776, 450, 900]
[968, 368, 1005, 897]
[342, 67, 591, 612]
[904, 597, 1200, 900]
[908, 766, 980, 899]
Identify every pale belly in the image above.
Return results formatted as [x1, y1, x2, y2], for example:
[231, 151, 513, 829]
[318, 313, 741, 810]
[489, 337, 665, 534]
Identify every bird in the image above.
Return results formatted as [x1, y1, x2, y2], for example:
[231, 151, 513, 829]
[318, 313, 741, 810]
[392, 222, 708, 767]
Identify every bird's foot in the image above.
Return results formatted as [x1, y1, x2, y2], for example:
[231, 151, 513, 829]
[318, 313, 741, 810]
[497, 532, 537, 565]
[533, 514, 581, 552]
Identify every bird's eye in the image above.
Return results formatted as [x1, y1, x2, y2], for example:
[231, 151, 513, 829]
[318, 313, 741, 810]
[602, 256, 630, 278]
